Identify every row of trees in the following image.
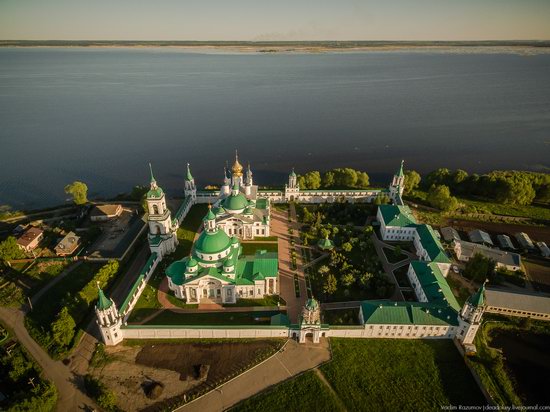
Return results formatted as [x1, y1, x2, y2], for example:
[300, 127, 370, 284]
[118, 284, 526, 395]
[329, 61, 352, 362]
[297, 168, 370, 190]
[421, 168, 549, 206]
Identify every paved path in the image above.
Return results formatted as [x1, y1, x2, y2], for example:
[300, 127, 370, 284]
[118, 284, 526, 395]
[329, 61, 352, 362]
[0, 307, 97, 412]
[271, 206, 307, 323]
[176, 338, 331, 412]
[371, 233, 411, 301]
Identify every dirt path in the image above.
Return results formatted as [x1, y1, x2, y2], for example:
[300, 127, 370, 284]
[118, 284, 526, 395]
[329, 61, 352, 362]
[0, 307, 97, 412]
[158, 276, 180, 309]
[314, 368, 347, 411]
[371, 233, 409, 301]
[175, 339, 331, 412]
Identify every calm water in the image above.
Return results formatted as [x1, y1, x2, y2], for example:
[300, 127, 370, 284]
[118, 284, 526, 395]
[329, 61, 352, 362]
[1, 48, 550, 209]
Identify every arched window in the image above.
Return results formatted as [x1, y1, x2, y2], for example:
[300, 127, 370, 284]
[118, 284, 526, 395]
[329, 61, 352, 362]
[153, 204, 159, 214]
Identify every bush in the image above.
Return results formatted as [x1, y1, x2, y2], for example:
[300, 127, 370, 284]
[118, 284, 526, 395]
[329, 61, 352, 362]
[84, 374, 118, 411]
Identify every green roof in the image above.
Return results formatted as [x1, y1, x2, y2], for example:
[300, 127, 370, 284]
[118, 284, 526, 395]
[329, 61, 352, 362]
[205, 207, 216, 221]
[415, 224, 451, 264]
[147, 187, 164, 199]
[96, 286, 112, 310]
[222, 192, 249, 211]
[290, 168, 296, 177]
[396, 160, 404, 178]
[468, 283, 486, 307]
[317, 237, 334, 250]
[186, 163, 193, 181]
[243, 206, 253, 215]
[194, 228, 231, 255]
[306, 298, 319, 311]
[410, 261, 461, 311]
[360, 300, 459, 326]
[256, 198, 268, 210]
[270, 313, 290, 326]
[378, 205, 417, 227]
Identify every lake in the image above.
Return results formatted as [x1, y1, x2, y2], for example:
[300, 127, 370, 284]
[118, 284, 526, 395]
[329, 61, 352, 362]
[1, 48, 549, 209]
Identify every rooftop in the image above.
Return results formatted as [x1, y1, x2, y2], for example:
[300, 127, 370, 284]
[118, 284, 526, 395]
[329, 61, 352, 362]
[485, 288, 550, 315]
[378, 205, 417, 227]
[360, 300, 459, 326]
[455, 240, 521, 268]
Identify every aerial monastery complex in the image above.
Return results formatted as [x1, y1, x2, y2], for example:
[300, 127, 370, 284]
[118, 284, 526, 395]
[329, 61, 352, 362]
[94, 153, 548, 348]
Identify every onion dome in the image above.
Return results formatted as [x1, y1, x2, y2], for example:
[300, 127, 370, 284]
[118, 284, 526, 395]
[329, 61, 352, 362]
[188, 257, 198, 267]
[290, 168, 297, 177]
[232, 150, 243, 177]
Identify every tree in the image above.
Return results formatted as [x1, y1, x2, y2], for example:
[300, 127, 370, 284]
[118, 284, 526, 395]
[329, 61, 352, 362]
[65, 181, 88, 205]
[356, 171, 370, 188]
[5, 351, 33, 382]
[374, 193, 390, 205]
[322, 171, 335, 188]
[342, 242, 353, 252]
[323, 273, 337, 295]
[403, 170, 421, 194]
[426, 184, 459, 212]
[0, 236, 25, 263]
[341, 272, 355, 287]
[424, 168, 451, 189]
[359, 272, 374, 288]
[463, 253, 496, 283]
[318, 265, 330, 277]
[303, 171, 322, 190]
[51, 307, 76, 348]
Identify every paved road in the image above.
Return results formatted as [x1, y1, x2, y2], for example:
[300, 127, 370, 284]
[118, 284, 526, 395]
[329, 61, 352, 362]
[272, 207, 307, 323]
[0, 307, 97, 412]
[176, 338, 331, 412]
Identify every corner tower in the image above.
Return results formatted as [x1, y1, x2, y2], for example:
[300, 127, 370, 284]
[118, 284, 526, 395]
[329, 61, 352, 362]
[457, 281, 486, 345]
[389, 160, 405, 200]
[95, 283, 123, 346]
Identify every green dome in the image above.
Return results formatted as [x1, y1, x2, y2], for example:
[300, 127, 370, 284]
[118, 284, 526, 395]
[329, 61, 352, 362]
[243, 206, 253, 215]
[223, 259, 233, 267]
[231, 236, 239, 244]
[188, 257, 198, 267]
[194, 229, 231, 255]
[222, 192, 249, 211]
[306, 298, 319, 311]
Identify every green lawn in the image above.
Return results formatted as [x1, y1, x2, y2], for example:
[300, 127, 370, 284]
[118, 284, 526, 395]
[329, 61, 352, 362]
[27, 262, 102, 327]
[320, 339, 485, 411]
[173, 204, 209, 260]
[240, 242, 278, 256]
[323, 308, 360, 325]
[231, 370, 344, 412]
[143, 310, 284, 326]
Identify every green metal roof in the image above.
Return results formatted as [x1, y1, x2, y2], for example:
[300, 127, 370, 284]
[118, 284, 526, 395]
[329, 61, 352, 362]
[290, 168, 296, 177]
[468, 282, 486, 307]
[270, 313, 290, 326]
[317, 237, 334, 250]
[186, 163, 194, 181]
[147, 187, 164, 199]
[194, 228, 231, 255]
[255, 198, 268, 210]
[415, 224, 451, 264]
[360, 300, 459, 326]
[396, 160, 405, 178]
[97, 286, 112, 310]
[222, 192, 249, 211]
[306, 298, 319, 311]
[378, 205, 417, 227]
[410, 261, 461, 312]
[205, 207, 216, 221]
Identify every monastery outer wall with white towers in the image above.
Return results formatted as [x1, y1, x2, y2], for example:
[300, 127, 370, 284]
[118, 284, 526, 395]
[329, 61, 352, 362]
[94, 154, 508, 348]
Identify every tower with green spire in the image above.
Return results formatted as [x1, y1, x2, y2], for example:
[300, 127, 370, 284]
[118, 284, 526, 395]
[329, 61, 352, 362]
[95, 282, 123, 345]
[184, 163, 197, 200]
[457, 281, 486, 345]
[389, 159, 406, 200]
[146, 163, 179, 259]
[285, 168, 300, 201]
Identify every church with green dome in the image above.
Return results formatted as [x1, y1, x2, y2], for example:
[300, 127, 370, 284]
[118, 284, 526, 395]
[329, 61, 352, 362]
[166, 205, 278, 304]
[212, 151, 271, 239]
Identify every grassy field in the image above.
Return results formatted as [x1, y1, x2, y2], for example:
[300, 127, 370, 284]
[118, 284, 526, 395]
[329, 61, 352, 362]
[321, 339, 485, 411]
[27, 262, 101, 327]
[173, 204, 209, 260]
[231, 370, 344, 412]
[143, 310, 284, 325]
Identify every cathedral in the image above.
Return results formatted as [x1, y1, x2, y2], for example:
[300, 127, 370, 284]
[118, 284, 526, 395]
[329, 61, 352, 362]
[212, 152, 271, 240]
[166, 205, 278, 304]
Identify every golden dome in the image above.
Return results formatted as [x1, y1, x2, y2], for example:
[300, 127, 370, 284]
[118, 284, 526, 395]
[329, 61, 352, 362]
[232, 150, 243, 177]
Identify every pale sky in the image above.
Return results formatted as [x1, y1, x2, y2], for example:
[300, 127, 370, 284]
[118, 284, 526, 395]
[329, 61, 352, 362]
[1, 0, 550, 41]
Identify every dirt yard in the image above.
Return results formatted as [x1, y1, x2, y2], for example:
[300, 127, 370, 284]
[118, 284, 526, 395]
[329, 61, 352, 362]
[524, 257, 550, 293]
[94, 340, 283, 411]
[447, 218, 550, 244]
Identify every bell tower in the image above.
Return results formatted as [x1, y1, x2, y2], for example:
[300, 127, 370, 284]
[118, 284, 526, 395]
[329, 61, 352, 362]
[184, 163, 196, 200]
[146, 163, 178, 258]
[285, 168, 300, 201]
